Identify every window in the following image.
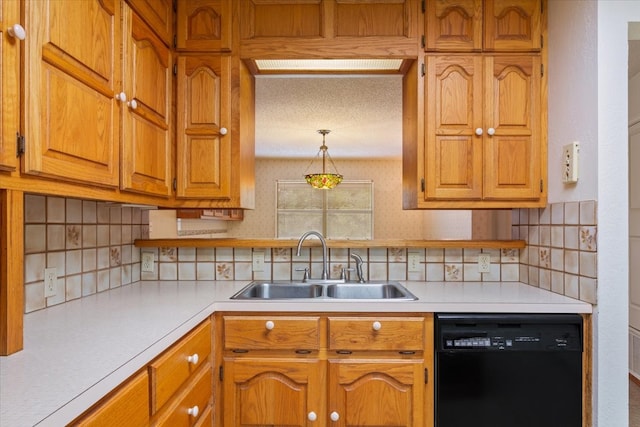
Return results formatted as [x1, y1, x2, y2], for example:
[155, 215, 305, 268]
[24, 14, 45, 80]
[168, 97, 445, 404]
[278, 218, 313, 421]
[276, 180, 373, 239]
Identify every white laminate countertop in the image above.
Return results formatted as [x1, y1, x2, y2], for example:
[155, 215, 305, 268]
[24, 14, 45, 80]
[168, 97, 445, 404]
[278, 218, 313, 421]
[0, 280, 591, 427]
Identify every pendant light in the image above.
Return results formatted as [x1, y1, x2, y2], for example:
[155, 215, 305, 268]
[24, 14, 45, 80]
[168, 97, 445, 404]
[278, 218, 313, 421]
[304, 129, 343, 189]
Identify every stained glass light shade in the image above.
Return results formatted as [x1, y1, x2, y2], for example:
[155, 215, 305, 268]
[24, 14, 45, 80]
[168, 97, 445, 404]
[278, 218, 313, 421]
[305, 130, 343, 189]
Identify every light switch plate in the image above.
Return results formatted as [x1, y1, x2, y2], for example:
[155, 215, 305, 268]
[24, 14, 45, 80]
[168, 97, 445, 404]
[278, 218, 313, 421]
[408, 253, 421, 272]
[563, 142, 579, 183]
[44, 267, 57, 297]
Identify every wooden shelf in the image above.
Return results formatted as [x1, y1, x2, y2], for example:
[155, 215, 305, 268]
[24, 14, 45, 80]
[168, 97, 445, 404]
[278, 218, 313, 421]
[134, 239, 526, 249]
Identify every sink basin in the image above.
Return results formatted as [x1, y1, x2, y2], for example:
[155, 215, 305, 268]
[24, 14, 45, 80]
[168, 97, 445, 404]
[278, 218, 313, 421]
[326, 283, 417, 300]
[231, 282, 323, 299]
[230, 281, 417, 300]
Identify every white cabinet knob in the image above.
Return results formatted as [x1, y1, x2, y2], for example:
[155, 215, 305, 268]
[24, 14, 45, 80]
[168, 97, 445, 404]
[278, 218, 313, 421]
[372, 321, 382, 331]
[330, 411, 340, 421]
[265, 320, 275, 330]
[187, 405, 199, 417]
[115, 92, 127, 102]
[308, 411, 317, 421]
[7, 24, 26, 40]
[127, 99, 138, 110]
[487, 127, 496, 136]
[187, 353, 199, 364]
[220, 127, 228, 135]
[475, 128, 483, 136]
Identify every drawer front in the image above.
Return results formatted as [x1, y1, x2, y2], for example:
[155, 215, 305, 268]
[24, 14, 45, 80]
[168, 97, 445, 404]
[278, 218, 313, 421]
[153, 363, 212, 427]
[328, 317, 425, 351]
[72, 370, 149, 427]
[150, 319, 212, 413]
[224, 316, 320, 350]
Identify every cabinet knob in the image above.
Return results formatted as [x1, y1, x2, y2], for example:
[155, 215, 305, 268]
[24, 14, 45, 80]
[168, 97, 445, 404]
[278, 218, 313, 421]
[475, 128, 483, 136]
[487, 127, 496, 136]
[265, 320, 275, 330]
[372, 321, 382, 331]
[187, 353, 199, 365]
[115, 92, 127, 102]
[220, 127, 228, 135]
[308, 411, 317, 421]
[187, 405, 199, 417]
[330, 411, 340, 421]
[127, 99, 138, 110]
[7, 24, 26, 40]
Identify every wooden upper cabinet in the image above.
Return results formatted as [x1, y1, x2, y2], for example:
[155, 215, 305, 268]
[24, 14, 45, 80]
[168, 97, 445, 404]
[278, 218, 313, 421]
[423, 55, 541, 202]
[483, 55, 541, 199]
[425, 56, 484, 200]
[175, 55, 231, 199]
[0, 0, 20, 171]
[22, 0, 120, 187]
[239, 0, 420, 58]
[120, 7, 173, 197]
[425, 0, 541, 52]
[126, 0, 174, 46]
[176, 0, 232, 52]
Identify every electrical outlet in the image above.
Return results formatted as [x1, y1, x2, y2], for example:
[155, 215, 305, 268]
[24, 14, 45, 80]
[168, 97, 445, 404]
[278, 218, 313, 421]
[408, 252, 421, 272]
[252, 251, 265, 272]
[44, 267, 57, 297]
[563, 142, 579, 183]
[478, 254, 491, 273]
[141, 252, 155, 273]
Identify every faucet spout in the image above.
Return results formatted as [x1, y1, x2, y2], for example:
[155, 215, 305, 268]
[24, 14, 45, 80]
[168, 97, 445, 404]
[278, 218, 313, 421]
[350, 253, 365, 283]
[296, 231, 329, 280]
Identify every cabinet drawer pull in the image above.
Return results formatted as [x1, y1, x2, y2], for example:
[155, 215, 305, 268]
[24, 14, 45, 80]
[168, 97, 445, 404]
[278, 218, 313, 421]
[372, 321, 382, 331]
[336, 350, 352, 355]
[187, 405, 199, 417]
[330, 411, 340, 422]
[265, 320, 275, 330]
[475, 127, 483, 136]
[220, 127, 228, 135]
[296, 349, 312, 354]
[399, 350, 415, 355]
[187, 353, 199, 365]
[308, 411, 317, 421]
[232, 349, 248, 353]
[487, 127, 496, 136]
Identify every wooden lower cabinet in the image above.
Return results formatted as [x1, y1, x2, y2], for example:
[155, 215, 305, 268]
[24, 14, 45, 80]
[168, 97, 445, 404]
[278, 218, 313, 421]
[70, 318, 212, 427]
[71, 370, 150, 427]
[217, 313, 433, 427]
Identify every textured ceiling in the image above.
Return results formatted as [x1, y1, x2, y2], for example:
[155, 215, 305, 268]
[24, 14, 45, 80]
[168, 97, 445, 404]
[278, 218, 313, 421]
[255, 75, 403, 159]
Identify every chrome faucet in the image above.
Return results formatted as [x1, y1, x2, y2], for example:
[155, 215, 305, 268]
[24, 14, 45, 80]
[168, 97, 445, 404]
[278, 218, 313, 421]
[296, 231, 329, 280]
[350, 253, 365, 283]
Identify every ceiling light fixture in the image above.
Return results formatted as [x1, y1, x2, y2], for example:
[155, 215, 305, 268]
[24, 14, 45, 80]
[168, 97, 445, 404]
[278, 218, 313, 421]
[304, 129, 343, 189]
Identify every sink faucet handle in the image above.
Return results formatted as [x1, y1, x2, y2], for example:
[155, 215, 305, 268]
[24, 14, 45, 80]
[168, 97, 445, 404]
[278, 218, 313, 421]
[349, 253, 366, 283]
[341, 267, 355, 281]
[295, 267, 310, 282]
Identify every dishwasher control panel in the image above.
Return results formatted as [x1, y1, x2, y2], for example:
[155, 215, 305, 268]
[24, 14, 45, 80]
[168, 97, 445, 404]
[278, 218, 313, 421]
[436, 314, 583, 352]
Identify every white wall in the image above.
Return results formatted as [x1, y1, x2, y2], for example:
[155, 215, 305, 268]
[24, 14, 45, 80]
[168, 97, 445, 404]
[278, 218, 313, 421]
[549, 1, 637, 426]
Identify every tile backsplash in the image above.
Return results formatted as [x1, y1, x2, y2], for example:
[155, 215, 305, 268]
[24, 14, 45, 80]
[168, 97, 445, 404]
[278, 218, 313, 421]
[513, 200, 598, 304]
[140, 246, 521, 283]
[23, 195, 146, 313]
[21, 195, 598, 313]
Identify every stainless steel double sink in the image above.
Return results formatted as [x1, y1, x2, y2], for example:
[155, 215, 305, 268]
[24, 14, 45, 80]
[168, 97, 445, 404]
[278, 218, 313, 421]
[230, 281, 417, 301]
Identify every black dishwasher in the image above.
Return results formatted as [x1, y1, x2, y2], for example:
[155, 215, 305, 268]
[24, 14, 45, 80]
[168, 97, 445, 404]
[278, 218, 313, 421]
[435, 313, 583, 427]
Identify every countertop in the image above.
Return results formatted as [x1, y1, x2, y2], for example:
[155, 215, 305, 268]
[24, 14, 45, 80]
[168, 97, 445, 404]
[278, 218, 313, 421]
[0, 280, 592, 427]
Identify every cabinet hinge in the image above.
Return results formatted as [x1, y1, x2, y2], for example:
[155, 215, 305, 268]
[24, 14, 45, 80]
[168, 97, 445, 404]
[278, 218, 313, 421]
[540, 179, 544, 193]
[173, 63, 178, 76]
[424, 368, 429, 384]
[421, 178, 425, 192]
[541, 64, 544, 77]
[541, 35, 544, 49]
[421, 0, 425, 13]
[172, 178, 177, 191]
[421, 63, 426, 77]
[219, 365, 224, 381]
[173, 0, 177, 12]
[16, 133, 25, 156]
[421, 35, 425, 49]
[173, 35, 177, 49]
